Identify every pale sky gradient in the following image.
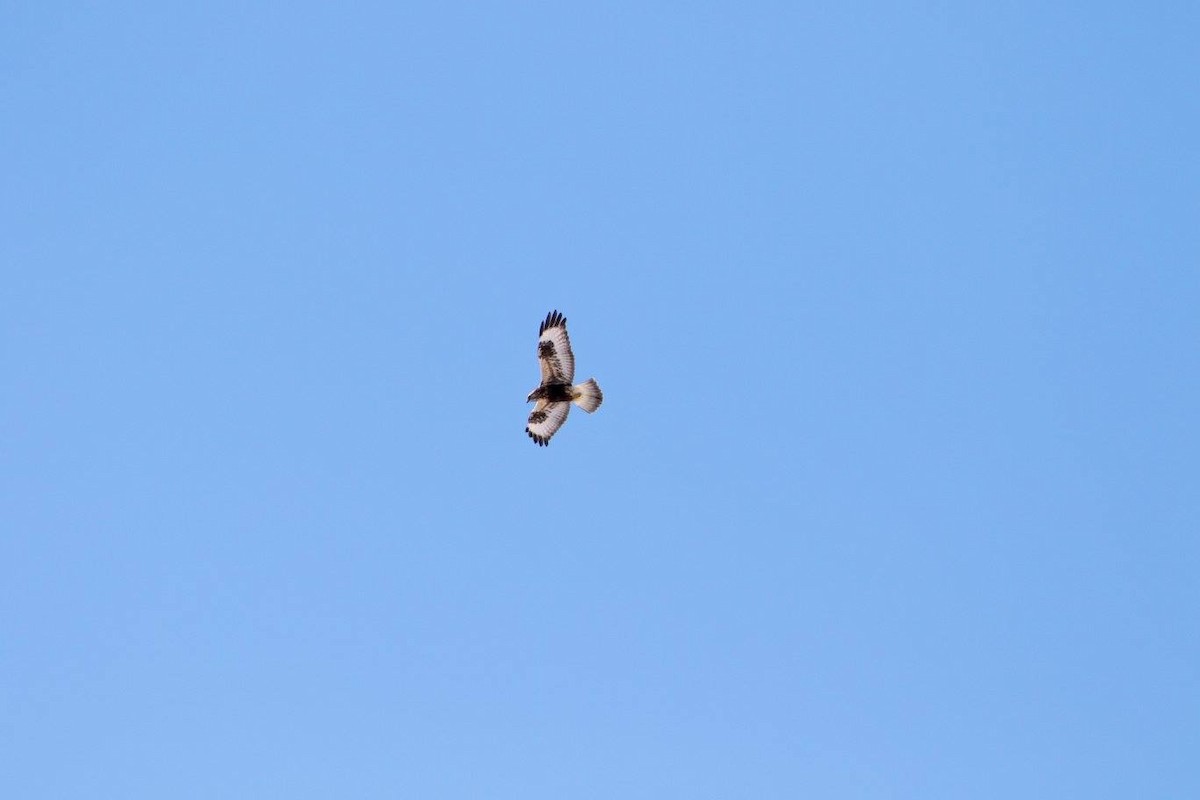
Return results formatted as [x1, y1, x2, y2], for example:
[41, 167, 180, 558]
[3, 3, 1198, 797]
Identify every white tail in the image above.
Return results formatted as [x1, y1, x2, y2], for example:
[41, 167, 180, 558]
[572, 378, 603, 413]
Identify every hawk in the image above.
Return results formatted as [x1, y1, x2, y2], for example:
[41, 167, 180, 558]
[525, 310, 603, 446]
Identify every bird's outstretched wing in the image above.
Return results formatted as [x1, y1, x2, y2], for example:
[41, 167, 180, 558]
[536, 310, 575, 385]
[526, 400, 571, 446]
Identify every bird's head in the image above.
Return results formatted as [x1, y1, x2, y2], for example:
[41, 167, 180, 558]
[526, 387, 540, 403]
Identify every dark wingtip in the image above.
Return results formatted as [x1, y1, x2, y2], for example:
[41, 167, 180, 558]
[539, 310, 566, 335]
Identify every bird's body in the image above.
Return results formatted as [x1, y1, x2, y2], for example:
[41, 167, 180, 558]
[525, 310, 603, 446]
[527, 383, 575, 404]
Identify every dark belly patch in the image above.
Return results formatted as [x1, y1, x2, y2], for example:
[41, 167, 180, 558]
[541, 383, 573, 402]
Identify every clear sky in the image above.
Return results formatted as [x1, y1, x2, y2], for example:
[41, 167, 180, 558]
[3, 3, 1197, 797]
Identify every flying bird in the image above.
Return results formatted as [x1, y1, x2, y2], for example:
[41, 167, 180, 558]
[525, 310, 603, 446]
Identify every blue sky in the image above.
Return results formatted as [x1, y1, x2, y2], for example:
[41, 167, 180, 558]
[3, 3, 1197, 796]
